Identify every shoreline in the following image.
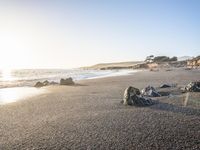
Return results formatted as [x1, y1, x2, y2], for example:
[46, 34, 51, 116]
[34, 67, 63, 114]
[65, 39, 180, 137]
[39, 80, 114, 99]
[0, 69, 141, 89]
[0, 69, 141, 105]
[0, 69, 199, 149]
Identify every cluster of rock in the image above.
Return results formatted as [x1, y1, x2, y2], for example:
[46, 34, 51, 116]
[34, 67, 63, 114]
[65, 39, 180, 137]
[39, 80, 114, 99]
[160, 84, 172, 88]
[183, 81, 200, 92]
[141, 86, 161, 97]
[122, 83, 176, 106]
[34, 77, 75, 88]
[122, 81, 200, 107]
[187, 56, 200, 68]
[60, 77, 74, 85]
[122, 86, 154, 106]
[34, 80, 58, 87]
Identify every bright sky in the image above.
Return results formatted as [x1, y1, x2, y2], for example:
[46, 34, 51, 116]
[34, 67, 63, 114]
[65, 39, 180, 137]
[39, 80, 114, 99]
[0, 0, 199, 69]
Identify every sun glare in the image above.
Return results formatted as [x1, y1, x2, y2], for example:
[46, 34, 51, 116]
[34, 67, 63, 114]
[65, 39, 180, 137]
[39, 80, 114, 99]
[0, 87, 47, 104]
[1, 69, 13, 81]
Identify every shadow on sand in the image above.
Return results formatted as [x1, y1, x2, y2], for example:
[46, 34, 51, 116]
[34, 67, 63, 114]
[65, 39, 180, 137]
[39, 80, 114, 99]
[150, 101, 200, 117]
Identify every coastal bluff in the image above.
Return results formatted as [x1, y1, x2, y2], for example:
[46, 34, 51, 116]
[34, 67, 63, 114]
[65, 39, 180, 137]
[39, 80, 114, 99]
[82, 60, 187, 70]
[81, 55, 200, 70]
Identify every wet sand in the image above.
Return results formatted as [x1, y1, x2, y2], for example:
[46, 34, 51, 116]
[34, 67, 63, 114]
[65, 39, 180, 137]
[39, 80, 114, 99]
[0, 87, 47, 104]
[0, 68, 200, 149]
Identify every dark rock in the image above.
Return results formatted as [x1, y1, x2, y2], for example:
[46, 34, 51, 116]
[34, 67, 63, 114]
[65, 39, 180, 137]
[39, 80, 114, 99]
[34, 82, 44, 88]
[34, 80, 59, 87]
[184, 81, 200, 92]
[43, 80, 50, 86]
[130, 95, 154, 106]
[160, 83, 177, 88]
[141, 86, 161, 97]
[160, 84, 171, 88]
[123, 86, 154, 106]
[60, 77, 75, 85]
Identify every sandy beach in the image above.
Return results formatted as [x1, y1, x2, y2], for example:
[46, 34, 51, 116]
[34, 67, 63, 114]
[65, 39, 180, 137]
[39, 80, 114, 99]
[0, 68, 200, 149]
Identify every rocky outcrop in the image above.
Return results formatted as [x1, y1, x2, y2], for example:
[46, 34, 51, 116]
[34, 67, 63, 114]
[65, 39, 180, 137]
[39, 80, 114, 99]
[147, 63, 158, 69]
[34, 82, 45, 88]
[60, 77, 75, 85]
[34, 80, 59, 87]
[122, 86, 154, 106]
[132, 63, 149, 69]
[184, 81, 200, 92]
[187, 56, 200, 68]
[141, 86, 161, 97]
[160, 84, 171, 88]
[169, 61, 187, 68]
[160, 83, 177, 88]
[34, 78, 75, 87]
[43, 80, 50, 86]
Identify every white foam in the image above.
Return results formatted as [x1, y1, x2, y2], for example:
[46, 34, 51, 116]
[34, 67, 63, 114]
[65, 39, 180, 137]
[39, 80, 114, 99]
[87, 69, 140, 79]
[0, 69, 140, 88]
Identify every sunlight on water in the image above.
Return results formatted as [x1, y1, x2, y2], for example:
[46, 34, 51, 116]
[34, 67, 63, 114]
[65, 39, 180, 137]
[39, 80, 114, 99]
[0, 87, 47, 104]
[0, 69, 139, 88]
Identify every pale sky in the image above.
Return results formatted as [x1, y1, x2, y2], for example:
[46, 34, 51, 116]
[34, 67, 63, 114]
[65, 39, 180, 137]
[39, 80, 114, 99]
[0, 0, 199, 69]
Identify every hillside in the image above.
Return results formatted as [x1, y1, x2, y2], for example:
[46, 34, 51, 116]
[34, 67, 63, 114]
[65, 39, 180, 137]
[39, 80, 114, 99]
[82, 61, 143, 70]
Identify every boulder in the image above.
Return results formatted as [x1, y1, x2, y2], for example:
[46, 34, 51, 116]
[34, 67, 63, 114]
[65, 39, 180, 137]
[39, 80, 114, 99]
[184, 81, 200, 92]
[141, 86, 161, 97]
[43, 80, 50, 86]
[160, 84, 171, 88]
[34, 82, 44, 88]
[60, 77, 75, 85]
[123, 86, 154, 106]
[187, 56, 200, 68]
[160, 83, 177, 88]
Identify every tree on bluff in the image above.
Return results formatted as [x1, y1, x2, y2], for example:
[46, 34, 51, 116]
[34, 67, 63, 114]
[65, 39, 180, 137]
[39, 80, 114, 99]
[153, 56, 170, 62]
[153, 56, 177, 62]
[169, 56, 178, 61]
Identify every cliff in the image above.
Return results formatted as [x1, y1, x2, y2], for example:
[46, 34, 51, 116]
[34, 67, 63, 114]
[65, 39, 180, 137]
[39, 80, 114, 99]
[187, 56, 200, 68]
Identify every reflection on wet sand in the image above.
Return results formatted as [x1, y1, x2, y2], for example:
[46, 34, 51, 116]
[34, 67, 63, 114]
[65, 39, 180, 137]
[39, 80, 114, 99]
[0, 87, 47, 104]
[183, 92, 190, 106]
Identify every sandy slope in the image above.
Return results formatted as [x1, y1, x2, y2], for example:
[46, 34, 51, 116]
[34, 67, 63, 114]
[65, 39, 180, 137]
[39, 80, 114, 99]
[0, 68, 200, 149]
[82, 61, 143, 69]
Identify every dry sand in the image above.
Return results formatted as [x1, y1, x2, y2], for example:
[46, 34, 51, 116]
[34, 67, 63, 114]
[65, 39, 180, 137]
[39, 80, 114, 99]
[0, 68, 200, 149]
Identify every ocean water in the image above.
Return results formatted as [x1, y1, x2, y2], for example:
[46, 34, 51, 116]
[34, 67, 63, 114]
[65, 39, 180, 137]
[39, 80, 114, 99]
[0, 69, 138, 89]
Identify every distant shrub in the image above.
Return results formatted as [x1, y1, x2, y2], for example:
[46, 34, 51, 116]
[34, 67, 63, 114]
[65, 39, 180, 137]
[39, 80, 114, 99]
[169, 56, 178, 61]
[153, 56, 177, 62]
[145, 55, 154, 62]
[153, 56, 170, 62]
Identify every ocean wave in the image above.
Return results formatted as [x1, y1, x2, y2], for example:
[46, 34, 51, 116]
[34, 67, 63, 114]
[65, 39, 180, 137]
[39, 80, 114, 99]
[0, 69, 138, 88]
